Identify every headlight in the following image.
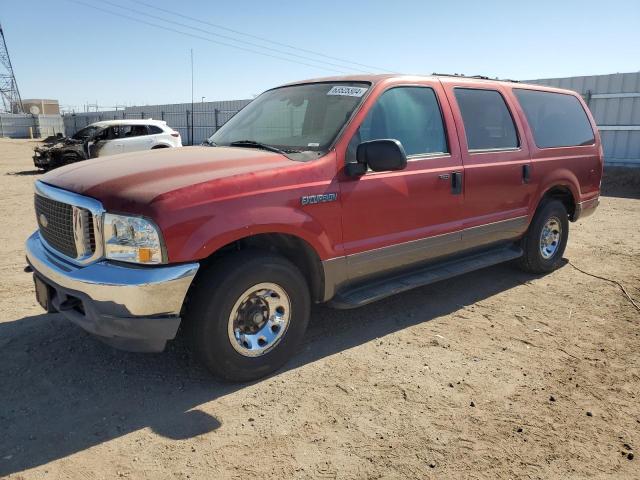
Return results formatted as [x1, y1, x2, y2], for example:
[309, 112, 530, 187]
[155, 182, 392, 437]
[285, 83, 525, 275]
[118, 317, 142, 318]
[103, 213, 165, 264]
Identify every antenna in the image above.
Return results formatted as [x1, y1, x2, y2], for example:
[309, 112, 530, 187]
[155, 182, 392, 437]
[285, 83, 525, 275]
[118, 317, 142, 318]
[190, 48, 194, 145]
[0, 23, 23, 113]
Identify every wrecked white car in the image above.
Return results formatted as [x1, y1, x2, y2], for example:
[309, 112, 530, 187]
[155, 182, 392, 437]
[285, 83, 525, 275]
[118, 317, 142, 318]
[33, 119, 182, 170]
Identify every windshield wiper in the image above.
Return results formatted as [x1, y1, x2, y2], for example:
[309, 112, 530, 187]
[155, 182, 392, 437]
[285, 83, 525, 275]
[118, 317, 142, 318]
[202, 139, 217, 147]
[229, 140, 289, 155]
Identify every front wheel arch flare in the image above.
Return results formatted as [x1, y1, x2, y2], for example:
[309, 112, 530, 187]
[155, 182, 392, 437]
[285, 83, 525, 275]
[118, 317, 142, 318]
[193, 233, 325, 304]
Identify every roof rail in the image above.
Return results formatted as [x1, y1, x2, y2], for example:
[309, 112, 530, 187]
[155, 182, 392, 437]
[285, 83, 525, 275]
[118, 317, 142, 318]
[431, 73, 519, 83]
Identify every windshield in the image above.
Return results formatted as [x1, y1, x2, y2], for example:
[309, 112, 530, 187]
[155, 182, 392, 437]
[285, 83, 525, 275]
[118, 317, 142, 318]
[209, 82, 370, 159]
[72, 126, 101, 140]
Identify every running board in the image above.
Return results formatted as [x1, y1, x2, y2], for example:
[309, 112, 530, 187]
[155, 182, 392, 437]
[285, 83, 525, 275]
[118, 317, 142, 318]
[329, 245, 523, 309]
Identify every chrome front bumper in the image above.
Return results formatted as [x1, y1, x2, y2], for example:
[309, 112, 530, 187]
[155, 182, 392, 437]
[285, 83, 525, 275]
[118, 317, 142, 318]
[25, 231, 199, 352]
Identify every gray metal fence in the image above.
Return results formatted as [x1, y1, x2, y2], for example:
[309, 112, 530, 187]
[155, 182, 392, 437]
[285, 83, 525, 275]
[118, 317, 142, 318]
[63, 99, 251, 145]
[0, 113, 65, 138]
[35, 115, 66, 138]
[0, 113, 34, 138]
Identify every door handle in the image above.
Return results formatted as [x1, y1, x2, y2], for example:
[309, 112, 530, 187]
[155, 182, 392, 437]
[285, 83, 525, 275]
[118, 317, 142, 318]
[438, 173, 450, 180]
[522, 164, 531, 183]
[451, 171, 463, 195]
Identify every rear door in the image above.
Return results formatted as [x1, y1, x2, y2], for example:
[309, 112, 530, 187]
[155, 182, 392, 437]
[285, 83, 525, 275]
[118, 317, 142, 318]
[441, 81, 534, 247]
[338, 82, 465, 281]
[119, 125, 153, 153]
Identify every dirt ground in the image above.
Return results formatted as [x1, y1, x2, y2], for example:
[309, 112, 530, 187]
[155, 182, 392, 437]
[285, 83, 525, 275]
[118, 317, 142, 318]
[1, 138, 638, 479]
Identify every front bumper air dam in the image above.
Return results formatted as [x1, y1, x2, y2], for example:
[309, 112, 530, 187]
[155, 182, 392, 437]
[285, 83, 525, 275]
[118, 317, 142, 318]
[32, 153, 51, 169]
[25, 231, 199, 352]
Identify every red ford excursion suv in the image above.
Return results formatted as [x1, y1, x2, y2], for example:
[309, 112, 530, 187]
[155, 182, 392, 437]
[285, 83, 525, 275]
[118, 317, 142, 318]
[26, 74, 602, 381]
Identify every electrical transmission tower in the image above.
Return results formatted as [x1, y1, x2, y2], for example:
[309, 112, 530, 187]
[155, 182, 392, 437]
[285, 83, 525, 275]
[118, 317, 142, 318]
[0, 23, 23, 113]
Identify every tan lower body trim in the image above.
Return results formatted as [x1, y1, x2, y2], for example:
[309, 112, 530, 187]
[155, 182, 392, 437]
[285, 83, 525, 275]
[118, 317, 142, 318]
[321, 216, 529, 302]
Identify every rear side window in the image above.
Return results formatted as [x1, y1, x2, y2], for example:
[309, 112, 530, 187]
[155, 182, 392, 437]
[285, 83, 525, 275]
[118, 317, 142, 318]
[353, 87, 448, 157]
[454, 88, 519, 151]
[148, 125, 164, 134]
[514, 89, 595, 148]
[117, 125, 148, 137]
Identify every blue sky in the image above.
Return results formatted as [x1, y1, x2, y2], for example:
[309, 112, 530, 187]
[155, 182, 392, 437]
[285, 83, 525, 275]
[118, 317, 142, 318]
[4, 0, 639, 111]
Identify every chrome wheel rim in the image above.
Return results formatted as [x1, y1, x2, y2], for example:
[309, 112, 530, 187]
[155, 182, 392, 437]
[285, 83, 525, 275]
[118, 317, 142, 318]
[227, 282, 291, 357]
[539, 216, 562, 259]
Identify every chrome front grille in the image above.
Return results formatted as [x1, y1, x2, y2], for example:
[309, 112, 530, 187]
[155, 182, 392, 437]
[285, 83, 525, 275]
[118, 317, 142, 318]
[88, 216, 96, 252]
[35, 194, 79, 258]
[34, 181, 105, 264]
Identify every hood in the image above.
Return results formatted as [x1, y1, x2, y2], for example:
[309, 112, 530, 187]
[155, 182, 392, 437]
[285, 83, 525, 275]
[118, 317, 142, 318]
[35, 136, 82, 151]
[41, 146, 293, 209]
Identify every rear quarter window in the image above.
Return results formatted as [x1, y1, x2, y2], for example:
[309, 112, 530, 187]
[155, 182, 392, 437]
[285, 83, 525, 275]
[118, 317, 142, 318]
[514, 89, 595, 148]
[148, 125, 164, 134]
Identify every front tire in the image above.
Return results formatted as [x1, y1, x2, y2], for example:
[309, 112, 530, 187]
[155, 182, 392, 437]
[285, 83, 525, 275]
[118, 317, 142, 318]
[518, 199, 569, 274]
[185, 250, 310, 382]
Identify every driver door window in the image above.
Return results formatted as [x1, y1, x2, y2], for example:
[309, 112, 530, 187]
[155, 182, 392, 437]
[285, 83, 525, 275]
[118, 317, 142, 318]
[348, 87, 448, 162]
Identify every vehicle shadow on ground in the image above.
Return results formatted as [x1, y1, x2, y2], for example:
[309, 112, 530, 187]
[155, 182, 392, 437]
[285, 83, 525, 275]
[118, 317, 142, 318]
[0, 263, 537, 476]
[6, 169, 42, 176]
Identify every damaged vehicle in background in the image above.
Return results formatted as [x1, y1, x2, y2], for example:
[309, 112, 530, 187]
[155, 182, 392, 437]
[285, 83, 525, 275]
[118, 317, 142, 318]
[32, 119, 182, 170]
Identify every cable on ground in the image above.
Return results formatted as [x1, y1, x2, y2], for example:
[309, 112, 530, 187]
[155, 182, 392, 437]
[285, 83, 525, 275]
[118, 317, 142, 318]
[568, 261, 640, 313]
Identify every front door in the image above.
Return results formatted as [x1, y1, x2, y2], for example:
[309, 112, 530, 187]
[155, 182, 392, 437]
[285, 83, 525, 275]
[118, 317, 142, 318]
[338, 83, 465, 282]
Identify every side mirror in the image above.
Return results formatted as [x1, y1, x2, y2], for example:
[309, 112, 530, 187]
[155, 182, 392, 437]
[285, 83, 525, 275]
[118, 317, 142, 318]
[347, 139, 408, 176]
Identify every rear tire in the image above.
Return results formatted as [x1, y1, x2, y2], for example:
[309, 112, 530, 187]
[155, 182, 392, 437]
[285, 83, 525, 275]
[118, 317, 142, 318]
[517, 199, 569, 274]
[185, 250, 310, 382]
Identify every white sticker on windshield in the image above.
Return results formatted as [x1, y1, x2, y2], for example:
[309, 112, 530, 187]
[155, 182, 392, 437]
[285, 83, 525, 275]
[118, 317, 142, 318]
[327, 86, 368, 97]
[308, 142, 320, 147]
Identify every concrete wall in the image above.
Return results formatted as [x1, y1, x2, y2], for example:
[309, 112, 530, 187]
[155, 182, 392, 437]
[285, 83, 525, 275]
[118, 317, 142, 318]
[527, 72, 640, 167]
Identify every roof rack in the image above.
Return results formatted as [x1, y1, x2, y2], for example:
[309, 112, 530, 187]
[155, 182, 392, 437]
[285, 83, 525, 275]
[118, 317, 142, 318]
[431, 73, 519, 83]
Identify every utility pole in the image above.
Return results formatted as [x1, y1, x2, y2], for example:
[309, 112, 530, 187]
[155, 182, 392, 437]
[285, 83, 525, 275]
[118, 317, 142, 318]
[0, 23, 23, 113]
[190, 48, 194, 145]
